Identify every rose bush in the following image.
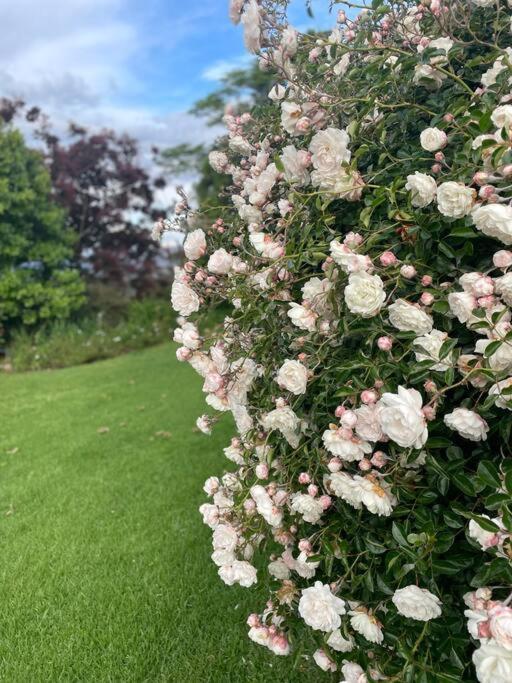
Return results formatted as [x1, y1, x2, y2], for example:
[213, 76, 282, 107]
[160, 1, 512, 680]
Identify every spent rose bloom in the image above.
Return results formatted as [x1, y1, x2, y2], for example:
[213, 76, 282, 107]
[313, 649, 337, 672]
[349, 608, 383, 644]
[327, 629, 354, 652]
[444, 408, 489, 441]
[298, 581, 346, 632]
[377, 386, 428, 449]
[392, 585, 442, 621]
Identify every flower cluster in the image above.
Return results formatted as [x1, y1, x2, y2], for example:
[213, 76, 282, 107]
[163, 1, 512, 680]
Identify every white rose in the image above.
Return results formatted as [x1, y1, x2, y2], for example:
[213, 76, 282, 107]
[405, 172, 437, 208]
[281, 100, 303, 136]
[420, 127, 447, 152]
[309, 127, 351, 176]
[413, 64, 446, 88]
[241, 0, 261, 53]
[392, 585, 442, 621]
[489, 377, 512, 409]
[276, 359, 308, 395]
[207, 248, 233, 274]
[388, 299, 433, 334]
[328, 472, 363, 510]
[444, 407, 489, 441]
[469, 516, 501, 549]
[268, 84, 286, 101]
[298, 581, 346, 632]
[281, 145, 310, 186]
[218, 560, 257, 587]
[377, 386, 428, 449]
[437, 182, 475, 218]
[448, 291, 476, 323]
[171, 281, 200, 317]
[349, 609, 383, 644]
[354, 404, 383, 442]
[184, 228, 207, 260]
[302, 277, 332, 314]
[476, 335, 512, 373]
[180, 322, 201, 350]
[495, 273, 512, 306]
[261, 404, 302, 448]
[229, 134, 252, 156]
[354, 475, 396, 516]
[250, 484, 283, 527]
[473, 204, 512, 245]
[212, 524, 238, 551]
[290, 492, 324, 523]
[340, 661, 368, 683]
[313, 649, 337, 672]
[492, 105, 512, 129]
[287, 302, 318, 331]
[249, 232, 283, 259]
[413, 329, 452, 371]
[208, 150, 229, 174]
[322, 428, 372, 461]
[489, 605, 512, 651]
[327, 629, 354, 652]
[473, 641, 512, 683]
[199, 503, 219, 529]
[344, 272, 386, 318]
[330, 240, 372, 273]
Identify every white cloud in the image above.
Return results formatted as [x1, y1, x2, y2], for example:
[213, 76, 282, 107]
[202, 54, 252, 82]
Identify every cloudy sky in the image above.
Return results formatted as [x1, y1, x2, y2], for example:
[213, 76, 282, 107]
[0, 0, 335, 165]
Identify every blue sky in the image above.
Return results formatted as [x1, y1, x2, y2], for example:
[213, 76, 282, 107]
[0, 0, 335, 160]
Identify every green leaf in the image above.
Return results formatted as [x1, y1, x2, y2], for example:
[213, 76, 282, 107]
[477, 460, 501, 489]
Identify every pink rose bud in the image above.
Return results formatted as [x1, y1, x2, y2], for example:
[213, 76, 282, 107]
[377, 336, 393, 351]
[420, 292, 434, 306]
[232, 236, 242, 247]
[244, 499, 256, 513]
[479, 185, 496, 200]
[341, 410, 357, 428]
[443, 113, 454, 123]
[206, 276, 217, 286]
[307, 484, 318, 497]
[371, 451, 387, 468]
[247, 613, 260, 627]
[298, 538, 312, 553]
[297, 352, 307, 362]
[176, 347, 192, 362]
[298, 472, 311, 485]
[401, 264, 416, 278]
[255, 463, 269, 479]
[422, 405, 436, 421]
[431, 163, 442, 173]
[328, 457, 343, 472]
[296, 117, 311, 132]
[434, 152, 444, 162]
[424, 380, 437, 393]
[289, 524, 297, 534]
[319, 495, 332, 510]
[380, 250, 397, 266]
[361, 389, 378, 404]
[335, 405, 346, 418]
[374, 379, 384, 389]
[473, 171, 489, 186]
[421, 274, 433, 286]
[358, 458, 372, 471]
[493, 250, 512, 269]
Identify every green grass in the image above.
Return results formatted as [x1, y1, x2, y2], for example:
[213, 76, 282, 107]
[0, 344, 319, 682]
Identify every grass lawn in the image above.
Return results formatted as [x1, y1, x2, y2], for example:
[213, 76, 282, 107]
[0, 344, 320, 682]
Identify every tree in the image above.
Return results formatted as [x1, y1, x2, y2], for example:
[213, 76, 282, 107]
[0, 126, 85, 338]
[0, 100, 172, 298]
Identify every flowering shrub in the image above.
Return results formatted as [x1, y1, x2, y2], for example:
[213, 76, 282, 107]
[163, 1, 512, 680]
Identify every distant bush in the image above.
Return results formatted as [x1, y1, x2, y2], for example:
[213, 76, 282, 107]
[9, 298, 173, 371]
